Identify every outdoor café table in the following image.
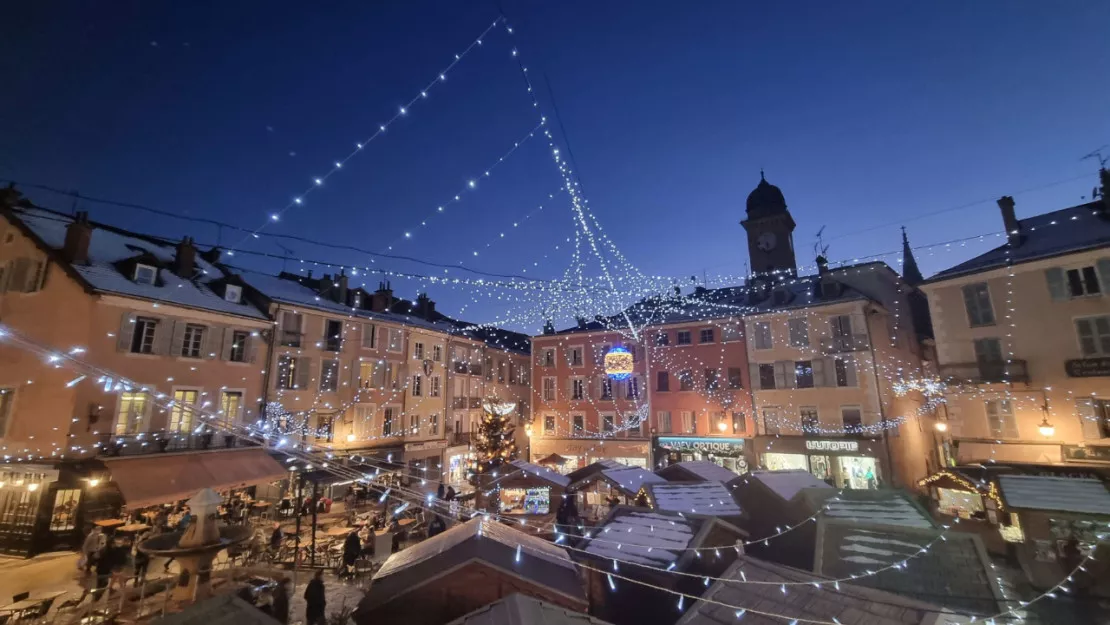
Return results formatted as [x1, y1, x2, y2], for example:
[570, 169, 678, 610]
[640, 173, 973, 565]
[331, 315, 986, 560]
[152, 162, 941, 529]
[116, 523, 151, 534]
[0, 590, 67, 619]
[327, 526, 353, 537]
[93, 519, 126, 529]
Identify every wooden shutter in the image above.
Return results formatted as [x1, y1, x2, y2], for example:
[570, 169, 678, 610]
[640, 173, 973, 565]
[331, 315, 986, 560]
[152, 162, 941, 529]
[1045, 268, 1067, 301]
[370, 362, 386, 388]
[849, 312, 868, 342]
[773, 361, 788, 389]
[1098, 259, 1110, 294]
[202, 325, 219, 359]
[843, 356, 859, 387]
[117, 312, 136, 351]
[151, 318, 172, 355]
[749, 363, 761, 390]
[247, 333, 260, 364]
[812, 358, 828, 387]
[295, 357, 312, 390]
[1076, 319, 1096, 356]
[221, 328, 235, 360]
[8, 258, 29, 293]
[169, 321, 187, 357]
[1077, 399, 1103, 440]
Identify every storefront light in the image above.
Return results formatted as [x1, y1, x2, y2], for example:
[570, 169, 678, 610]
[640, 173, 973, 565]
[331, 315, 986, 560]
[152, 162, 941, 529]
[934, 422, 948, 433]
[346, 434, 357, 443]
[717, 421, 728, 432]
[27, 483, 38, 492]
[88, 478, 100, 488]
[1038, 416, 1055, 438]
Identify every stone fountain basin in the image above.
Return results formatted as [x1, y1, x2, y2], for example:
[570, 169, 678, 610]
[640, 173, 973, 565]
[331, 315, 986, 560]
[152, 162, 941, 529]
[138, 525, 253, 557]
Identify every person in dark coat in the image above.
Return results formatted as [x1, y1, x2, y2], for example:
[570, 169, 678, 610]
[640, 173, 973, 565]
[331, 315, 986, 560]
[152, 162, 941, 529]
[436, 482, 445, 500]
[444, 486, 456, 500]
[304, 569, 326, 625]
[272, 578, 290, 625]
[269, 523, 283, 552]
[427, 515, 446, 538]
[342, 530, 361, 575]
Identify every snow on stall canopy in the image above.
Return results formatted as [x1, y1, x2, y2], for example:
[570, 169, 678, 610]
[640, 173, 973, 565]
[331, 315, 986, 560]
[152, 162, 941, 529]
[15, 208, 266, 319]
[646, 482, 742, 516]
[821, 492, 933, 528]
[747, 470, 832, 501]
[506, 459, 571, 488]
[601, 467, 665, 496]
[665, 461, 741, 484]
[998, 475, 1110, 515]
[582, 510, 696, 567]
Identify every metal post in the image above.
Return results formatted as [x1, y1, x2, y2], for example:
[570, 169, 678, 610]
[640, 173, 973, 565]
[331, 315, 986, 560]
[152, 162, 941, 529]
[293, 474, 303, 589]
[310, 480, 319, 567]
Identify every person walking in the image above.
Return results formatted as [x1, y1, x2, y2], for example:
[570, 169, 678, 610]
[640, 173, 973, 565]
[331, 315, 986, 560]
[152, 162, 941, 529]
[132, 539, 150, 587]
[82, 526, 105, 574]
[342, 530, 361, 577]
[272, 578, 290, 625]
[304, 569, 327, 625]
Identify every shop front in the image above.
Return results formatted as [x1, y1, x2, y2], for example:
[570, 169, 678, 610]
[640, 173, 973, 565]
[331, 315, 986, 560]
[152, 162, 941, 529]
[754, 437, 886, 490]
[653, 436, 748, 473]
[403, 440, 448, 486]
[529, 438, 651, 474]
[444, 444, 474, 491]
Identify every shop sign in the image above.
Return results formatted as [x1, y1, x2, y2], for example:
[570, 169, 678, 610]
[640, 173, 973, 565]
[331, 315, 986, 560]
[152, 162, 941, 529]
[1062, 445, 1110, 465]
[405, 440, 448, 452]
[805, 440, 860, 452]
[1065, 357, 1110, 378]
[657, 437, 745, 454]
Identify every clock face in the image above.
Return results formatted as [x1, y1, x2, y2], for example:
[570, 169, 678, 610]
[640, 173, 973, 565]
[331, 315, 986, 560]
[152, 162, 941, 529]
[756, 231, 777, 252]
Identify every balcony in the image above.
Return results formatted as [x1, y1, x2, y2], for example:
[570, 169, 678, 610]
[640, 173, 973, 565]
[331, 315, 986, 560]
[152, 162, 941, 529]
[939, 360, 1029, 385]
[450, 431, 472, 446]
[279, 331, 303, 348]
[819, 334, 870, 353]
[98, 431, 261, 457]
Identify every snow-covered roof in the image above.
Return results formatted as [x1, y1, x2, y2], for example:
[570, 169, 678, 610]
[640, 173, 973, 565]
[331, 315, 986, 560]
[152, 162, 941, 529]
[14, 208, 267, 320]
[582, 510, 697, 567]
[445, 594, 612, 625]
[646, 482, 742, 516]
[998, 475, 1110, 515]
[665, 461, 741, 484]
[600, 467, 665, 495]
[748, 470, 832, 501]
[506, 459, 571, 488]
[823, 493, 933, 529]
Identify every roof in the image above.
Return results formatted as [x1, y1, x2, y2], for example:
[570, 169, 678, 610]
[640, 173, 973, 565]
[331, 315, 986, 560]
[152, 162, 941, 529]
[598, 467, 666, 496]
[805, 490, 936, 529]
[745, 470, 832, 502]
[644, 482, 743, 517]
[997, 475, 1110, 515]
[659, 461, 741, 484]
[506, 460, 571, 488]
[581, 509, 700, 567]
[815, 522, 1003, 616]
[675, 555, 944, 625]
[444, 593, 613, 625]
[12, 208, 267, 320]
[929, 202, 1110, 282]
[152, 593, 281, 625]
[566, 460, 629, 484]
[363, 518, 581, 611]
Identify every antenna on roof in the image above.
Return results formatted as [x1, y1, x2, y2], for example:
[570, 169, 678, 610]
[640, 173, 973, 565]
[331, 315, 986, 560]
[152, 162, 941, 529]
[276, 242, 294, 273]
[813, 225, 830, 258]
[1081, 145, 1109, 169]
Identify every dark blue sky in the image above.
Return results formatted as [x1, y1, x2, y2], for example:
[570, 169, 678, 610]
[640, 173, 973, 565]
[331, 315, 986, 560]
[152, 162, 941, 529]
[3, 1, 1108, 330]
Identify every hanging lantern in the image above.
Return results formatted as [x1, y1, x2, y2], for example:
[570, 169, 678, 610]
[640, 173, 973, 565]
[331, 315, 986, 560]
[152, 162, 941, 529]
[604, 346, 634, 380]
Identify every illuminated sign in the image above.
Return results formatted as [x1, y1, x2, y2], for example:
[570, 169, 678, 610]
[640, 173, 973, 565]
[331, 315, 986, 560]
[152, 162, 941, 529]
[805, 440, 860, 452]
[604, 346, 634, 380]
[657, 437, 745, 454]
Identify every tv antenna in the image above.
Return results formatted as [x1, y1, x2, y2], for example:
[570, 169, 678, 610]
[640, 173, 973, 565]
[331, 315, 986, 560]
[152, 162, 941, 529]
[276, 242, 295, 272]
[813, 225, 830, 258]
[1082, 145, 1109, 169]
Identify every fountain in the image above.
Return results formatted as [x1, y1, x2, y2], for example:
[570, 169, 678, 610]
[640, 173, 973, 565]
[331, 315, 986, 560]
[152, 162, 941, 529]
[138, 488, 253, 601]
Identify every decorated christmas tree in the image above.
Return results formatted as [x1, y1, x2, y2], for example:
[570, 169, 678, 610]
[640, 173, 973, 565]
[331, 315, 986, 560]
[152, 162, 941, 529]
[471, 399, 518, 483]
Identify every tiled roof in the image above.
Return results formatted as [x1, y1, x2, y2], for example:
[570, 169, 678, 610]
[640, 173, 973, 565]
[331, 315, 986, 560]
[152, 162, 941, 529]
[676, 555, 943, 625]
[646, 482, 742, 517]
[582, 509, 699, 567]
[997, 475, 1110, 515]
[929, 202, 1110, 281]
[445, 594, 613, 625]
[14, 208, 267, 320]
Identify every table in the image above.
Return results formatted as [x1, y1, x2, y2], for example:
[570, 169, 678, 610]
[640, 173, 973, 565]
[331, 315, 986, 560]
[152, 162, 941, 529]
[0, 590, 67, 617]
[93, 519, 125, 528]
[327, 526, 354, 537]
[117, 523, 151, 534]
[397, 518, 416, 528]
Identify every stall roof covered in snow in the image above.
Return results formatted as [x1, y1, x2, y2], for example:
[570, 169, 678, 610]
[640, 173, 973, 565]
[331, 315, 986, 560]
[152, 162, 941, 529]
[644, 482, 743, 517]
[676, 555, 943, 625]
[445, 593, 613, 625]
[657, 461, 740, 484]
[803, 490, 935, 529]
[745, 470, 832, 501]
[599, 467, 666, 496]
[566, 460, 628, 485]
[506, 459, 571, 488]
[10, 207, 267, 319]
[998, 475, 1110, 515]
[580, 509, 699, 567]
[815, 521, 1003, 615]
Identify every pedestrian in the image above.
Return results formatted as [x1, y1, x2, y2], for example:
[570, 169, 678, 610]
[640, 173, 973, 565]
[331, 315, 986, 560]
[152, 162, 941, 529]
[304, 569, 326, 625]
[93, 537, 117, 600]
[436, 482, 445, 500]
[270, 522, 283, 552]
[272, 578, 290, 625]
[82, 526, 105, 574]
[132, 539, 150, 587]
[445, 485, 456, 501]
[342, 530, 361, 576]
[427, 515, 446, 538]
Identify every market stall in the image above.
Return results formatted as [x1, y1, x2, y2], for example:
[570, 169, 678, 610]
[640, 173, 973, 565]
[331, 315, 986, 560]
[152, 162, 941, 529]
[493, 460, 569, 529]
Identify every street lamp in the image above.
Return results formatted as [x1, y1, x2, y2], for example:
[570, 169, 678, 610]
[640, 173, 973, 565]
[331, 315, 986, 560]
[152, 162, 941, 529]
[934, 422, 948, 433]
[1038, 416, 1055, 438]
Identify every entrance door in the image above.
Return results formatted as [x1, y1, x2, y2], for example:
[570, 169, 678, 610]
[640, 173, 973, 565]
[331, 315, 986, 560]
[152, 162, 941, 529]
[837, 456, 879, 489]
[808, 455, 832, 482]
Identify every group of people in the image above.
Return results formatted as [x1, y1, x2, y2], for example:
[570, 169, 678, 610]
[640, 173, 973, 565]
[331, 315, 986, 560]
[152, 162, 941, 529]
[79, 526, 150, 601]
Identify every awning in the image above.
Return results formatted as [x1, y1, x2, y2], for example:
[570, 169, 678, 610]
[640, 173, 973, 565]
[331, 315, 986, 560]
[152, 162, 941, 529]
[104, 447, 288, 509]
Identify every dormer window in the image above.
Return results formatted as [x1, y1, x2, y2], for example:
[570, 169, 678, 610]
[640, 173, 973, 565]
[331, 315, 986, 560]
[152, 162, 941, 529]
[134, 264, 157, 285]
[224, 284, 242, 303]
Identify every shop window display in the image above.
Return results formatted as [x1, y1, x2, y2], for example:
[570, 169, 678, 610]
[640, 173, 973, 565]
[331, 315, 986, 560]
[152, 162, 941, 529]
[500, 487, 551, 515]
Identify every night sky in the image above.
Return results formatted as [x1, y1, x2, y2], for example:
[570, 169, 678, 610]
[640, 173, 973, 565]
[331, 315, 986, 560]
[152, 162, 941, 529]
[3, 1, 1109, 330]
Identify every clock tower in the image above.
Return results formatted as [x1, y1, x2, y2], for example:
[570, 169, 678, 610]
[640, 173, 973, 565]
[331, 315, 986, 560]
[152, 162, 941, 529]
[741, 171, 797, 279]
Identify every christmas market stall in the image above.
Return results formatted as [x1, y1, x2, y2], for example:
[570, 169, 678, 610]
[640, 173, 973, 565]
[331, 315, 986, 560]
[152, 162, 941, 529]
[566, 464, 665, 522]
[639, 481, 744, 524]
[493, 460, 570, 528]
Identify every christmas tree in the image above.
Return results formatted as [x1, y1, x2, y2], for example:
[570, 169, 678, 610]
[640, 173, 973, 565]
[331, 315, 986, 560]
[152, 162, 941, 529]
[471, 399, 518, 483]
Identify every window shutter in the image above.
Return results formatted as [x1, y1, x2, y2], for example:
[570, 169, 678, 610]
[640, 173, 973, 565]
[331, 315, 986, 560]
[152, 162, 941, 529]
[202, 325, 219, 359]
[221, 328, 235, 360]
[1077, 319, 1096, 356]
[247, 334, 260, 364]
[1098, 259, 1110, 295]
[843, 356, 859, 387]
[849, 312, 868, 341]
[812, 358, 828, 387]
[1003, 408, 1019, 439]
[1077, 399, 1103, 440]
[749, 363, 761, 390]
[9, 258, 29, 293]
[1045, 268, 1067, 301]
[773, 361, 788, 389]
[371, 362, 386, 388]
[151, 318, 172, 355]
[295, 357, 312, 390]
[169, 321, 187, 357]
[117, 312, 136, 351]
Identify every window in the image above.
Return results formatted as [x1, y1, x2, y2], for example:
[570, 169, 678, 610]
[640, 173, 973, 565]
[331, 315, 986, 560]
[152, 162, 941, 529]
[115, 391, 147, 434]
[1067, 266, 1102, 297]
[758, 364, 776, 390]
[362, 324, 377, 349]
[432, 344, 442, 362]
[794, 361, 814, 388]
[600, 377, 613, 400]
[276, 355, 309, 390]
[788, 317, 809, 347]
[710, 411, 727, 433]
[571, 378, 586, 400]
[409, 414, 418, 435]
[169, 389, 198, 433]
[0, 389, 12, 436]
[800, 407, 819, 433]
[411, 375, 423, 397]
[762, 408, 781, 436]
[324, 320, 342, 352]
[544, 415, 556, 436]
[568, 346, 584, 367]
[658, 411, 672, 433]
[676, 331, 692, 346]
[430, 375, 441, 397]
[229, 330, 249, 362]
[497, 360, 506, 383]
[626, 376, 640, 399]
[542, 377, 556, 401]
[699, 328, 715, 344]
[985, 399, 1018, 438]
[705, 368, 720, 391]
[626, 414, 643, 437]
[974, 338, 1004, 370]
[49, 489, 81, 532]
[962, 283, 995, 327]
[727, 367, 743, 389]
[656, 371, 669, 392]
[485, 357, 494, 381]
[572, 414, 585, 436]
[655, 332, 669, 346]
[224, 284, 242, 303]
[753, 321, 772, 349]
[830, 314, 853, 337]
[181, 324, 205, 358]
[280, 311, 303, 347]
[678, 370, 694, 391]
[1076, 316, 1110, 357]
[602, 413, 615, 434]
[413, 342, 425, 360]
[732, 411, 746, 434]
[382, 407, 395, 436]
[841, 406, 863, 434]
[220, 391, 243, 422]
[834, 356, 858, 387]
[428, 414, 439, 436]
[130, 317, 158, 354]
[134, 263, 157, 285]
[387, 328, 403, 353]
[680, 411, 695, 434]
[542, 348, 556, 367]
[320, 360, 339, 392]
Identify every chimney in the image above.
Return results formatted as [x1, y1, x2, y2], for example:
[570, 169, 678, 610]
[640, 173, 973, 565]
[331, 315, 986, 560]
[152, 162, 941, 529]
[416, 293, 435, 320]
[543, 320, 555, 335]
[997, 196, 1021, 245]
[336, 271, 349, 305]
[370, 281, 394, 312]
[575, 316, 588, 330]
[199, 246, 222, 265]
[63, 211, 93, 265]
[174, 236, 197, 277]
[1100, 168, 1109, 215]
[815, 254, 829, 275]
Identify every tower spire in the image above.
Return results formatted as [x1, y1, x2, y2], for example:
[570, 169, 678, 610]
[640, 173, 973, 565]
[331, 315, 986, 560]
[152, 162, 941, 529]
[900, 226, 924, 286]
